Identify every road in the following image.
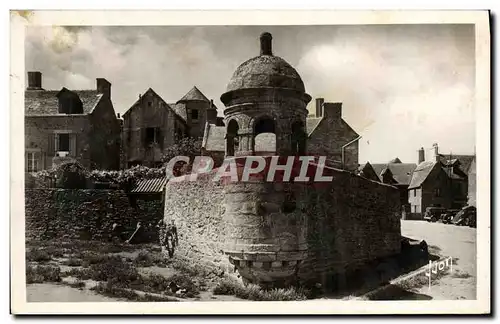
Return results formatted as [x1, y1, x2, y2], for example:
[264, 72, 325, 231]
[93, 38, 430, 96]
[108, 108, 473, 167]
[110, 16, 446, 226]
[401, 220, 476, 299]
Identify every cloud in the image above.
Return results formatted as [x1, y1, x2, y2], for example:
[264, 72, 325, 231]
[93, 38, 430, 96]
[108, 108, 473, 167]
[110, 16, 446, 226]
[25, 25, 475, 163]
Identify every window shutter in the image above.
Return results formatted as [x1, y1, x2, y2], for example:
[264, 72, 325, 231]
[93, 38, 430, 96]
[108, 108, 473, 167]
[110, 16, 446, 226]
[47, 134, 55, 156]
[70, 134, 77, 157]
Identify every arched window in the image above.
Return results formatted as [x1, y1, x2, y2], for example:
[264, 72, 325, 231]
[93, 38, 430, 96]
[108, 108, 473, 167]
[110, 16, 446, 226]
[226, 119, 239, 156]
[291, 120, 306, 155]
[253, 117, 276, 155]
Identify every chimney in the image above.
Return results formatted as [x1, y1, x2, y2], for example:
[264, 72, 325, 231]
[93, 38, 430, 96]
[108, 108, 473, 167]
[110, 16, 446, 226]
[27, 71, 42, 90]
[117, 113, 121, 119]
[418, 147, 425, 164]
[315, 98, 324, 117]
[206, 99, 217, 124]
[433, 143, 440, 162]
[96, 78, 111, 98]
[322, 102, 342, 120]
[260, 32, 273, 56]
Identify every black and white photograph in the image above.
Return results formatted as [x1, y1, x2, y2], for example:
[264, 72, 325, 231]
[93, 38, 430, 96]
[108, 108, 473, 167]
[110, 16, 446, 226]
[10, 10, 491, 315]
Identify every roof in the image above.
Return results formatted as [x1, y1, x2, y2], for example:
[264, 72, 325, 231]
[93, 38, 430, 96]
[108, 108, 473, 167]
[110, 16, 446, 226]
[357, 162, 381, 181]
[130, 177, 168, 194]
[389, 157, 402, 163]
[122, 88, 187, 124]
[169, 102, 187, 122]
[225, 55, 306, 93]
[372, 163, 417, 185]
[440, 154, 475, 173]
[202, 123, 225, 152]
[306, 117, 322, 136]
[254, 133, 276, 153]
[25, 89, 103, 116]
[408, 161, 437, 189]
[177, 86, 210, 103]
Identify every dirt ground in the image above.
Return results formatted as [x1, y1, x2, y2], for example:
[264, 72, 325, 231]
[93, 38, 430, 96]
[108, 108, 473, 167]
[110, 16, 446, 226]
[401, 220, 476, 300]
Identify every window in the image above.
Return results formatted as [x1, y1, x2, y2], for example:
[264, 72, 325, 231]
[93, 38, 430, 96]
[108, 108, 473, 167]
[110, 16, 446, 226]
[434, 188, 441, 197]
[58, 134, 70, 152]
[145, 127, 161, 146]
[413, 189, 417, 197]
[191, 109, 199, 120]
[411, 205, 416, 213]
[27, 152, 39, 172]
[148, 101, 152, 107]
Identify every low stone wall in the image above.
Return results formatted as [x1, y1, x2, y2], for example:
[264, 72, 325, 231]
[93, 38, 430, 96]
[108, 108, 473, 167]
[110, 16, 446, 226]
[297, 170, 401, 282]
[163, 171, 229, 270]
[25, 189, 163, 242]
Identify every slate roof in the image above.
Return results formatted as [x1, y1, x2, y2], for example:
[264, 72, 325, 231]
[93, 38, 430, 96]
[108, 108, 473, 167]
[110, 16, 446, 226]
[122, 88, 187, 125]
[306, 117, 322, 136]
[371, 163, 417, 185]
[408, 161, 437, 189]
[177, 86, 210, 102]
[439, 154, 475, 174]
[202, 123, 226, 152]
[25, 89, 103, 116]
[168, 103, 188, 122]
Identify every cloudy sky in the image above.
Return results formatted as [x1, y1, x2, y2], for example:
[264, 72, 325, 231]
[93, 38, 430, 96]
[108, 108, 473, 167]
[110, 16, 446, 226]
[25, 25, 475, 163]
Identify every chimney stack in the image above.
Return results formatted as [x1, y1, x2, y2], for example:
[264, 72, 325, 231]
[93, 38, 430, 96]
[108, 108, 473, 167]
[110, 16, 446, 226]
[315, 98, 324, 117]
[96, 78, 111, 98]
[433, 143, 440, 162]
[322, 102, 342, 120]
[418, 147, 425, 164]
[27, 71, 42, 90]
[260, 32, 273, 56]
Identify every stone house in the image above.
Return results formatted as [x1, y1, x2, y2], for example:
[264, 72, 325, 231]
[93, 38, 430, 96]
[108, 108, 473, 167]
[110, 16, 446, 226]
[24, 71, 121, 172]
[122, 87, 222, 168]
[358, 159, 417, 207]
[407, 144, 473, 219]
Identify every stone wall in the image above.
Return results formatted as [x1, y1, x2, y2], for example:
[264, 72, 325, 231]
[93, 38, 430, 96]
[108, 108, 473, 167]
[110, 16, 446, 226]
[163, 171, 228, 270]
[296, 169, 401, 282]
[25, 189, 163, 242]
[162, 161, 401, 286]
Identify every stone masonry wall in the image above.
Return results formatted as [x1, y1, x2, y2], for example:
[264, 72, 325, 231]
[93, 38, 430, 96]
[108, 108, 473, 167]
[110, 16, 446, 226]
[25, 189, 163, 242]
[162, 171, 229, 270]
[296, 169, 401, 282]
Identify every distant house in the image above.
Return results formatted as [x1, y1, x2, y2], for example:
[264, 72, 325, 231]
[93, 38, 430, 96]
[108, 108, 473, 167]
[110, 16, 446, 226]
[122, 87, 221, 168]
[25, 71, 121, 172]
[407, 144, 473, 219]
[358, 159, 417, 207]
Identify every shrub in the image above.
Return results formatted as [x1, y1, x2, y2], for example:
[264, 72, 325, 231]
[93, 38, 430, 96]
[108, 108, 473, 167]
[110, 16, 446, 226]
[213, 279, 309, 301]
[26, 250, 51, 263]
[67, 280, 86, 289]
[133, 251, 168, 268]
[26, 265, 61, 284]
[55, 161, 88, 189]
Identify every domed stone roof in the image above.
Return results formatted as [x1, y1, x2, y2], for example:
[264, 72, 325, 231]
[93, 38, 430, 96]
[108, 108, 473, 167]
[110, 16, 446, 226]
[225, 33, 306, 93]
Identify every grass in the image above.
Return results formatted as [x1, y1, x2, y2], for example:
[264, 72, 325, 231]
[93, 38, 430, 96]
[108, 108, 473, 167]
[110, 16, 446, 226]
[67, 280, 86, 289]
[91, 281, 175, 302]
[452, 271, 472, 279]
[26, 265, 61, 284]
[132, 251, 168, 268]
[213, 279, 309, 301]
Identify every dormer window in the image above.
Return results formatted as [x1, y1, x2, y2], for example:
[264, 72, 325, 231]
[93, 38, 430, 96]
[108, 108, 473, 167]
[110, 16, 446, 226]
[56, 88, 83, 114]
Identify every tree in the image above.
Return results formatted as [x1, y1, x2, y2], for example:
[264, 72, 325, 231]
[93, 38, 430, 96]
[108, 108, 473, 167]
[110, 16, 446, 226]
[160, 137, 202, 176]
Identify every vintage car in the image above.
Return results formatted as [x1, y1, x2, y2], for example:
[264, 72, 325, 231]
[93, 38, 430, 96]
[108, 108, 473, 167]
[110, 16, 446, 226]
[451, 205, 477, 228]
[423, 206, 447, 222]
[440, 209, 460, 224]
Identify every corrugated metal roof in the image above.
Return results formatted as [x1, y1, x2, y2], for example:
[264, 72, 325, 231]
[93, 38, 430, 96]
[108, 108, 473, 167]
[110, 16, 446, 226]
[130, 177, 167, 193]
